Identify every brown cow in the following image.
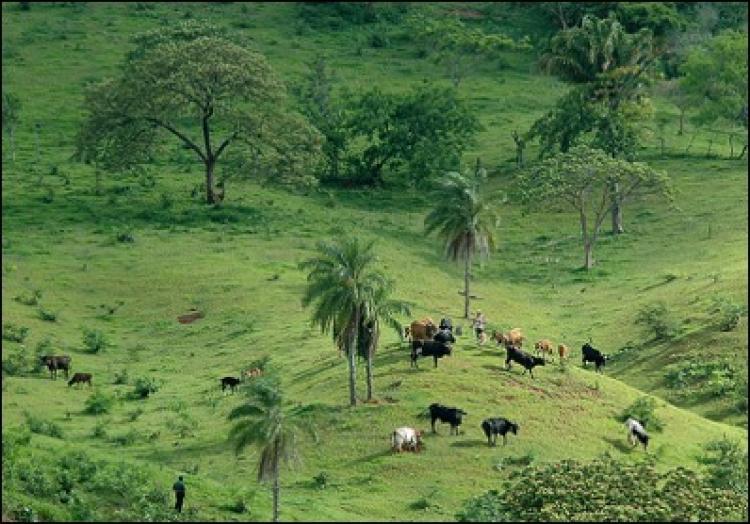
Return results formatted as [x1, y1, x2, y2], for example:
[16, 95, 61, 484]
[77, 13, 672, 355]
[242, 368, 263, 379]
[558, 344, 569, 360]
[534, 339, 554, 360]
[492, 328, 524, 349]
[408, 318, 437, 342]
[68, 373, 92, 387]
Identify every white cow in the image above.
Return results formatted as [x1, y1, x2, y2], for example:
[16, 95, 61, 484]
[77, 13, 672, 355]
[624, 418, 649, 450]
[391, 427, 423, 453]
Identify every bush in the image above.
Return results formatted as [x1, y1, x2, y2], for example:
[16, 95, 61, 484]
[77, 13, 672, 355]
[313, 471, 329, 489]
[2, 322, 29, 343]
[84, 391, 114, 415]
[699, 436, 748, 493]
[13, 289, 41, 306]
[82, 328, 108, 353]
[634, 302, 680, 341]
[23, 411, 65, 439]
[664, 360, 738, 397]
[707, 296, 747, 332]
[38, 306, 57, 322]
[618, 396, 664, 432]
[456, 457, 748, 522]
[2, 350, 33, 376]
[58, 450, 98, 483]
[115, 227, 135, 243]
[113, 369, 129, 385]
[132, 376, 160, 399]
[110, 429, 143, 446]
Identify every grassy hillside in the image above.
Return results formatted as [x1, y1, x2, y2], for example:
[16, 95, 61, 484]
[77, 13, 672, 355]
[2, 2, 747, 522]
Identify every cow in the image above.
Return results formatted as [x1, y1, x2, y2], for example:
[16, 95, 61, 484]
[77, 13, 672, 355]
[625, 418, 649, 450]
[433, 328, 456, 344]
[582, 342, 607, 372]
[67, 372, 92, 388]
[242, 368, 262, 380]
[481, 417, 519, 446]
[39, 355, 71, 380]
[220, 376, 241, 393]
[408, 318, 438, 342]
[411, 340, 452, 368]
[492, 328, 524, 349]
[558, 344, 569, 360]
[428, 403, 467, 435]
[505, 346, 546, 379]
[391, 427, 423, 453]
[439, 318, 453, 332]
[534, 339, 554, 360]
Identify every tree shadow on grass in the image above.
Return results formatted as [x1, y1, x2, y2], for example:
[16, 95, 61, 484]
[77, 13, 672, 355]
[602, 436, 634, 454]
[347, 449, 392, 466]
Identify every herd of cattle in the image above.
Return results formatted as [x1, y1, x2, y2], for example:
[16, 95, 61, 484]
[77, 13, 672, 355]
[37, 315, 646, 456]
[392, 317, 646, 454]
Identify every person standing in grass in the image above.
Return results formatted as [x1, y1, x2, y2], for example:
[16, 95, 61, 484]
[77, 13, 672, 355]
[173, 475, 186, 513]
[473, 310, 487, 345]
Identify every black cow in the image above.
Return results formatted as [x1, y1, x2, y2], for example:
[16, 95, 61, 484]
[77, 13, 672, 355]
[67, 372, 92, 387]
[221, 376, 241, 393]
[505, 346, 545, 379]
[439, 318, 453, 332]
[433, 328, 456, 344]
[411, 340, 452, 368]
[40, 355, 71, 380]
[581, 342, 607, 372]
[428, 403, 467, 435]
[481, 417, 519, 446]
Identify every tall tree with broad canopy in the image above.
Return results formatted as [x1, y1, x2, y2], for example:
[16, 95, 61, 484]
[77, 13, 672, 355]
[299, 237, 390, 406]
[515, 146, 673, 270]
[228, 370, 317, 522]
[76, 22, 321, 204]
[425, 162, 500, 319]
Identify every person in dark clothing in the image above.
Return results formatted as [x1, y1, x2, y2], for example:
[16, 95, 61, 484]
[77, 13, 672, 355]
[173, 475, 186, 513]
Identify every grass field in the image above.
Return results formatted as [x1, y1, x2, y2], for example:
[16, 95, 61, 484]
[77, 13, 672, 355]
[2, 2, 747, 521]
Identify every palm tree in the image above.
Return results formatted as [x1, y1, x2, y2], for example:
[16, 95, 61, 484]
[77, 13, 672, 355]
[357, 281, 411, 401]
[299, 237, 384, 407]
[227, 372, 316, 523]
[424, 161, 500, 319]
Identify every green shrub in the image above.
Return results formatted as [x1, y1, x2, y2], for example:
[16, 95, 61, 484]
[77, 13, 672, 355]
[37, 306, 57, 322]
[313, 471, 329, 489]
[132, 376, 160, 399]
[115, 227, 135, 243]
[618, 396, 664, 432]
[3, 351, 31, 376]
[457, 457, 748, 522]
[13, 289, 41, 306]
[699, 436, 748, 493]
[113, 368, 129, 385]
[110, 429, 143, 446]
[2, 322, 29, 343]
[23, 411, 64, 439]
[82, 328, 108, 353]
[707, 296, 747, 331]
[84, 391, 114, 415]
[635, 302, 680, 341]
[58, 450, 98, 482]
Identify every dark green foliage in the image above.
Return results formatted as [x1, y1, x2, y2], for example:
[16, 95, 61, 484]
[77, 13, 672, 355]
[37, 306, 57, 322]
[618, 396, 664, 432]
[132, 376, 160, 398]
[707, 296, 747, 331]
[113, 368, 129, 385]
[635, 302, 680, 341]
[23, 411, 65, 439]
[664, 360, 738, 397]
[699, 436, 749, 493]
[342, 85, 481, 186]
[115, 227, 135, 243]
[457, 457, 748, 521]
[82, 328, 108, 353]
[2, 350, 34, 376]
[84, 391, 114, 415]
[2, 322, 29, 343]
[313, 471, 329, 489]
[13, 289, 41, 306]
[297, 2, 408, 30]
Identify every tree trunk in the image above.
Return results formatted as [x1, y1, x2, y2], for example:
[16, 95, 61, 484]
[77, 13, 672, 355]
[611, 182, 623, 235]
[678, 108, 684, 136]
[348, 307, 358, 407]
[366, 345, 373, 401]
[580, 206, 594, 270]
[272, 464, 280, 523]
[729, 133, 734, 159]
[463, 246, 471, 319]
[205, 159, 216, 204]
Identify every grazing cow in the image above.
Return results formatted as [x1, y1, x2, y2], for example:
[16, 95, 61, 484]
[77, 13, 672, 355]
[481, 417, 519, 446]
[242, 368, 262, 380]
[408, 318, 438, 342]
[534, 339, 554, 360]
[581, 342, 608, 372]
[220, 376, 241, 393]
[411, 340, 452, 368]
[39, 355, 71, 380]
[558, 344, 569, 360]
[428, 403, 467, 435]
[505, 346, 546, 379]
[67, 372, 92, 388]
[625, 418, 649, 450]
[391, 427, 423, 453]
[492, 328, 524, 349]
[433, 328, 456, 344]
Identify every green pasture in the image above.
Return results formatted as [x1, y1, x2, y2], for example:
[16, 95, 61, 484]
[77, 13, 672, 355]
[2, 2, 747, 521]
